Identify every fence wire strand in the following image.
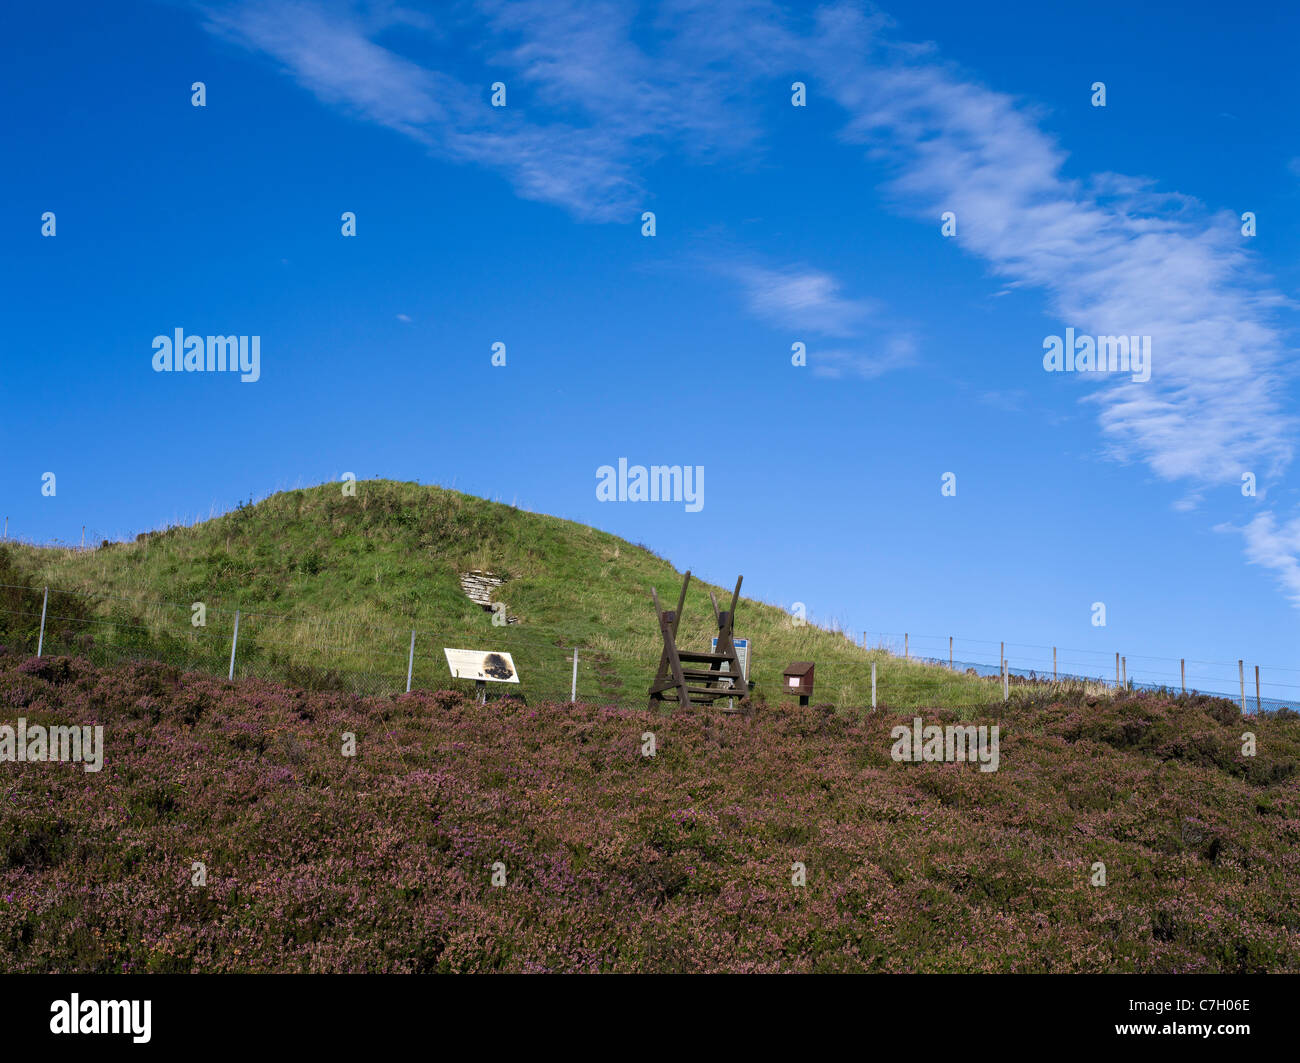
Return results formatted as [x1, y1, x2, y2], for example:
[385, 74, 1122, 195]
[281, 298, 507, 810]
[0, 582, 1293, 712]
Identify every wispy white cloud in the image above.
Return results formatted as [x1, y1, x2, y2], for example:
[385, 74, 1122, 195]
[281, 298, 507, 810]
[717, 260, 916, 376]
[202, 1, 454, 137]
[977, 389, 1030, 412]
[201, 0, 794, 220]
[476, 0, 778, 158]
[806, 5, 1294, 489]
[1235, 513, 1300, 606]
[725, 263, 878, 337]
[797, 3, 1297, 600]
[201, 0, 641, 218]
[812, 336, 917, 380]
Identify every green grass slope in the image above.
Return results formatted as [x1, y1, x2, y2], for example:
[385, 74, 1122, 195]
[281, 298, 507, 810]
[3, 479, 1009, 709]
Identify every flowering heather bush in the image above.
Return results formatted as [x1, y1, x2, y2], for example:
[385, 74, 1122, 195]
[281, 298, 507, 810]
[1, 649, 1297, 973]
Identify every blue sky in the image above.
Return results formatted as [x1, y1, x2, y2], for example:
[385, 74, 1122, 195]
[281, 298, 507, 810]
[3, 0, 1299, 701]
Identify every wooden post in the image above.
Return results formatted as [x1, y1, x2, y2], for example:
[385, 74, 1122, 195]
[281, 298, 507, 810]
[648, 586, 689, 710]
[904, 633, 908, 659]
[37, 586, 48, 657]
[1053, 646, 1057, 680]
[871, 662, 877, 710]
[1115, 652, 1120, 689]
[1239, 660, 1245, 711]
[81, 526, 85, 550]
[673, 572, 691, 640]
[406, 629, 416, 693]
[1181, 658, 1185, 695]
[949, 636, 953, 669]
[1121, 656, 1127, 689]
[1255, 665, 1261, 714]
[728, 575, 743, 621]
[1002, 659, 1009, 703]
[571, 649, 579, 702]
[862, 631, 866, 651]
[228, 610, 241, 681]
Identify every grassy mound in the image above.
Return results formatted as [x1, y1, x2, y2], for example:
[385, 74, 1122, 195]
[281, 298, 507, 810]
[1, 479, 1002, 709]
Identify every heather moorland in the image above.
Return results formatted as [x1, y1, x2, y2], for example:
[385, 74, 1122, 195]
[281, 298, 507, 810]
[2, 650, 1296, 973]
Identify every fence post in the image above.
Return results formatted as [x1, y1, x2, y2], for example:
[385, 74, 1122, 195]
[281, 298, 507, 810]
[1002, 659, 1009, 703]
[949, 636, 953, 669]
[1255, 665, 1261, 714]
[1181, 658, 1185, 695]
[904, 633, 908, 659]
[862, 631, 866, 651]
[37, 586, 48, 657]
[1115, 652, 1120, 689]
[1239, 660, 1245, 711]
[406, 629, 416, 693]
[871, 661, 877, 710]
[228, 609, 241, 681]
[1121, 656, 1127, 689]
[1053, 646, 1057, 680]
[571, 648, 579, 702]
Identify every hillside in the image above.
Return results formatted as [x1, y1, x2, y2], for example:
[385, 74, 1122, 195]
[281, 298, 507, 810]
[2, 651, 1296, 973]
[0, 480, 1003, 711]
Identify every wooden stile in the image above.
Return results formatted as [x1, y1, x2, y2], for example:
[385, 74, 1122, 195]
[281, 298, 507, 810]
[648, 572, 747, 712]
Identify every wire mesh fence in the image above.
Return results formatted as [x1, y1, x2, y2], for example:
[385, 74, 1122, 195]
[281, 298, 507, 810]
[0, 581, 1293, 713]
[0, 582, 610, 706]
[863, 631, 1298, 714]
